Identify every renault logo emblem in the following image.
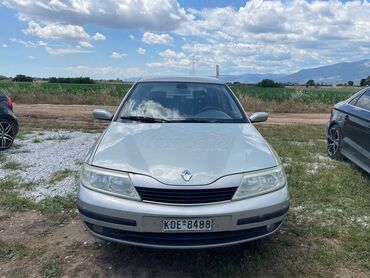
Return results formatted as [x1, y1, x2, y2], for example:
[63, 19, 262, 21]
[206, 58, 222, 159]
[181, 170, 192, 182]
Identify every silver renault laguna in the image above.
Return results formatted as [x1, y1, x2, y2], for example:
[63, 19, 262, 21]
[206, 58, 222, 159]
[78, 76, 290, 248]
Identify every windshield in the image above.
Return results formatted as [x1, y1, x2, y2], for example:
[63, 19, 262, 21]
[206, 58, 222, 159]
[118, 82, 246, 123]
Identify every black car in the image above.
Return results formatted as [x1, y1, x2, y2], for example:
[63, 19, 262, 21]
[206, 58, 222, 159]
[0, 90, 18, 150]
[327, 88, 370, 173]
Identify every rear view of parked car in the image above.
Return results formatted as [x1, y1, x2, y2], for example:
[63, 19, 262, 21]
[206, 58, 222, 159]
[327, 88, 370, 173]
[0, 90, 18, 150]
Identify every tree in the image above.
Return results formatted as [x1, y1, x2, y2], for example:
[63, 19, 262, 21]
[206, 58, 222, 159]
[360, 76, 370, 86]
[13, 74, 33, 82]
[347, 81, 354, 86]
[257, 79, 284, 88]
[47, 76, 95, 84]
[306, 79, 315, 86]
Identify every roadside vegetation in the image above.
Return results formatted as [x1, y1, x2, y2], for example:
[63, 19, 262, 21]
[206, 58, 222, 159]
[0, 124, 368, 277]
[0, 80, 364, 112]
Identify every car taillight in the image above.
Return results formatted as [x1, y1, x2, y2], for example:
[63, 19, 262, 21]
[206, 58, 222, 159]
[6, 97, 13, 111]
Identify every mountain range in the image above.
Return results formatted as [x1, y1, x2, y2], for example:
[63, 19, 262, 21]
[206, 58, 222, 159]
[219, 59, 370, 84]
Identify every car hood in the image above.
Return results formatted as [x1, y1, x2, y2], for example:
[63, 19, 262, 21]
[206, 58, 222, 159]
[91, 122, 278, 185]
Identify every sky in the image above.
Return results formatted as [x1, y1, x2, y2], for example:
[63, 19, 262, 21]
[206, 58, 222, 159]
[0, 0, 369, 79]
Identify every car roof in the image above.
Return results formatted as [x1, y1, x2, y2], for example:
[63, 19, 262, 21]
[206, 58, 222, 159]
[137, 76, 224, 84]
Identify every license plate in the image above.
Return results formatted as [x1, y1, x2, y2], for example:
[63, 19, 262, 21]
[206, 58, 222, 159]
[162, 218, 213, 232]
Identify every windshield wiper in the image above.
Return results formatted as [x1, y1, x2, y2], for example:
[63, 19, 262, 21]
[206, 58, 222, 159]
[169, 118, 227, 123]
[120, 116, 168, 123]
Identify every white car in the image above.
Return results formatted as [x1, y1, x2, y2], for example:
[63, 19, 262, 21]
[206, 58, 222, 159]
[78, 76, 290, 248]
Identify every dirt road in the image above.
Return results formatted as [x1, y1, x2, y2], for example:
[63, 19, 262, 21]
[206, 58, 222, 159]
[14, 104, 330, 130]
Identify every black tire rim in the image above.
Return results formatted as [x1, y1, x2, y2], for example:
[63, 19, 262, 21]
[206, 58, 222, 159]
[327, 126, 339, 156]
[0, 121, 14, 149]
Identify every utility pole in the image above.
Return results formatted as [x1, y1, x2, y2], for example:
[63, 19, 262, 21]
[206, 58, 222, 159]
[216, 64, 220, 79]
[191, 54, 196, 76]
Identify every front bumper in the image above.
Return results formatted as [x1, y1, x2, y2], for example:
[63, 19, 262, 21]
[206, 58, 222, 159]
[77, 184, 290, 248]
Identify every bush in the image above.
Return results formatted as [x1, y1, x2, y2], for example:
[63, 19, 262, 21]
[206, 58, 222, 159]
[13, 75, 33, 82]
[306, 79, 315, 86]
[360, 76, 370, 86]
[257, 79, 284, 88]
[48, 77, 95, 84]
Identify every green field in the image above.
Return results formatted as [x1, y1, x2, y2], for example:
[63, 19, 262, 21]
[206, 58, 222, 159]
[0, 80, 364, 112]
[0, 81, 130, 97]
[232, 85, 359, 104]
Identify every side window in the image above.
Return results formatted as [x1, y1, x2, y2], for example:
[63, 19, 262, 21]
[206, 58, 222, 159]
[355, 90, 370, 111]
[349, 95, 360, 105]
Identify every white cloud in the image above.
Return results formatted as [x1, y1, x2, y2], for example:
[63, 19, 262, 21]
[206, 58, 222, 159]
[159, 49, 185, 59]
[111, 51, 126, 59]
[10, 38, 46, 48]
[65, 65, 145, 78]
[3, 0, 190, 31]
[142, 32, 173, 45]
[146, 58, 191, 69]
[46, 46, 92, 55]
[1, 44, 7, 48]
[3, 0, 370, 74]
[93, 32, 106, 41]
[24, 21, 90, 41]
[28, 55, 35, 59]
[136, 47, 146, 55]
[173, 0, 370, 73]
[79, 41, 94, 48]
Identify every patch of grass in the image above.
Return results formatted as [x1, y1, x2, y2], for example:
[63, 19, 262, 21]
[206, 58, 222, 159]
[2, 161, 26, 170]
[11, 143, 22, 150]
[0, 214, 10, 221]
[257, 124, 326, 142]
[313, 243, 341, 267]
[38, 195, 76, 215]
[0, 153, 6, 163]
[41, 256, 63, 278]
[0, 191, 37, 211]
[0, 240, 29, 261]
[49, 169, 73, 184]
[0, 174, 35, 191]
[45, 135, 71, 141]
[56, 135, 70, 141]
[0, 175, 37, 211]
[32, 137, 42, 143]
[15, 131, 30, 141]
[9, 149, 31, 154]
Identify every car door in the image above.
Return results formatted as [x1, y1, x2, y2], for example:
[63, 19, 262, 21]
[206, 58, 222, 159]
[342, 90, 370, 172]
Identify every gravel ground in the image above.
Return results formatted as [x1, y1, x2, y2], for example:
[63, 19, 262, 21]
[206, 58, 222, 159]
[0, 130, 100, 201]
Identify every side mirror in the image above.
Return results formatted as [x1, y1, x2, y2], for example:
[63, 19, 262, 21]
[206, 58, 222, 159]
[249, 112, 268, 123]
[93, 109, 113, 121]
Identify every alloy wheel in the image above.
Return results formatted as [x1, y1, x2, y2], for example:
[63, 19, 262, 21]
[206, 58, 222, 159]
[327, 125, 340, 157]
[0, 120, 14, 150]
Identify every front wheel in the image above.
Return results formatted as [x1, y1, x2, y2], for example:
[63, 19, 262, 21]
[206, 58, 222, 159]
[327, 124, 342, 159]
[0, 119, 15, 150]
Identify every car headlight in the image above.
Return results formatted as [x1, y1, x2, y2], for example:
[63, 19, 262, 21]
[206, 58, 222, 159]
[80, 164, 140, 200]
[233, 165, 286, 200]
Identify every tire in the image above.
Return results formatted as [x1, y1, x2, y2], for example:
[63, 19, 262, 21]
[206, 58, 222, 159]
[327, 123, 342, 159]
[0, 119, 15, 150]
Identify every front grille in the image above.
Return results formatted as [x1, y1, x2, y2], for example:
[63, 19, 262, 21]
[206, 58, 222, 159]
[135, 186, 238, 204]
